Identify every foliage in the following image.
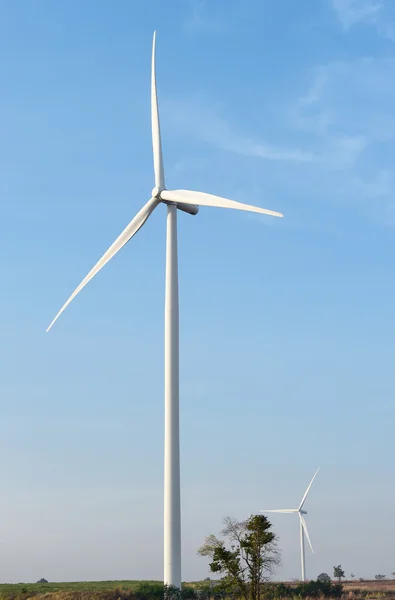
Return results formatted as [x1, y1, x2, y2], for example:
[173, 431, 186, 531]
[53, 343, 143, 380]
[375, 576, 387, 581]
[179, 586, 197, 600]
[297, 580, 343, 598]
[317, 574, 331, 583]
[351, 574, 355, 580]
[136, 583, 199, 600]
[262, 580, 343, 599]
[0, 583, 200, 600]
[198, 514, 281, 600]
[37, 580, 48, 585]
[0, 582, 157, 600]
[0, 582, 157, 595]
[135, 582, 166, 600]
[333, 566, 345, 582]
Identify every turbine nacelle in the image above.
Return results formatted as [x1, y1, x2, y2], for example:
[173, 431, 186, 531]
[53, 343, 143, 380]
[46, 30, 285, 589]
[152, 186, 199, 216]
[45, 32, 282, 334]
[260, 468, 320, 578]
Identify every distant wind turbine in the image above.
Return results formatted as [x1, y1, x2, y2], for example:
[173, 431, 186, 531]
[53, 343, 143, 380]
[261, 469, 319, 582]
[46, 32, 283, 589]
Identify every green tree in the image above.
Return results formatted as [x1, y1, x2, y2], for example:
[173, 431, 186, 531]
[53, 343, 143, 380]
[198, 515, 281, 600]
[317, 573, 331, 583]
[333, 566, 345, 582]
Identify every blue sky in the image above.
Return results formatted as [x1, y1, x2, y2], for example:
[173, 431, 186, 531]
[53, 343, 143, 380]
[1, 0, 394, 584]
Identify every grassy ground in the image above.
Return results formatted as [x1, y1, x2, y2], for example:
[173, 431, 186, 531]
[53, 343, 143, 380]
[343, 581, 395, 591]
[0, 581, 158, 597]
[0, 579, 394, 600]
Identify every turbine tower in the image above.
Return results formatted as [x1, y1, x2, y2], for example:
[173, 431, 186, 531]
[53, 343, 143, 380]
[46, 32, 283, 588]
[261, 469, 319, 582]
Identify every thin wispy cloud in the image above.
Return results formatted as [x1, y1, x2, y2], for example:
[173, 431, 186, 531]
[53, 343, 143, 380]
[289, 56, 395, 220]
[167, 97, 314, 163]
[182, 0, 227, 35]
[331, 0, 382, 30]
[295, 58, 395, 142]
[166, 57, 395, 223]
[331, 0, 395, 40]
[298, 73, 329, 106]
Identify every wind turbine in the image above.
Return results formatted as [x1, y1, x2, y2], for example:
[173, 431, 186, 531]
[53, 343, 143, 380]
[46, 32, 283, 588]
[261, 469, 319, 582]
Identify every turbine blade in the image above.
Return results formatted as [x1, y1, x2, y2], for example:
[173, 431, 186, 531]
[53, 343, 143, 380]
[260, 509, 298, 513]
[160, 189, 283, 218]
[151, 31, 165, 189]
[299, 468, 320, 510]
[46, 198, 159, 332]
[299, 513, 314, 554]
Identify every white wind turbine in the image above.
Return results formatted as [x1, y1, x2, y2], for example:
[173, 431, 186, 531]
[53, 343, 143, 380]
[261, 469, 319, 582]
[46, 32, 283, 588]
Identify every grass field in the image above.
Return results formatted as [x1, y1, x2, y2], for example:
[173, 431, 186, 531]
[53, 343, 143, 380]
[0, 582, 157, 592]
[343, 580, 395, 594]
[0, 579, 394, 600]
[0, 581, 160, 599]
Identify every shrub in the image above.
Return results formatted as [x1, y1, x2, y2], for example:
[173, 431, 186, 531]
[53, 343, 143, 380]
[135, 583, 197, 600]
[135, 582, 165, 600]
[181, 587, 197, 600]
[262, 580, 343, 599]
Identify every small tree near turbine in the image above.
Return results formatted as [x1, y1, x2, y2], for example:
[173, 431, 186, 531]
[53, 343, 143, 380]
[317, 573, 331, 583]
[333, 566, 345, 582]
[198, 514, 281, 600]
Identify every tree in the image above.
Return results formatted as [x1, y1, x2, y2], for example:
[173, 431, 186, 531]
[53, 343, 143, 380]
[392, 572, 395, 579]
[350, 574, 355, 580]
[375, 575, 386, 580]
[136, 582, 199, 600]
[317, 574, 331, 583]
[198, 514, 281, 600]
[36, 579, 48, 584]
[333, 566, 345, 582]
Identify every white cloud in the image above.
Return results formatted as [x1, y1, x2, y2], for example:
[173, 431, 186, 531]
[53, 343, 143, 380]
[182, 0, 227, 35]
[167, 97, 314, 163]
[331, 0, 395, 40]
[294, 58, 395, 141]
[324, 134, 367, 169]
[165, 56, 395, 225]
[289, 56, 395, 221]
[331, 0, 382, 29]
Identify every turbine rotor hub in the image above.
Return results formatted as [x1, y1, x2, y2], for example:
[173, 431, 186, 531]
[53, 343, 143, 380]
[152, 186, 164, 199]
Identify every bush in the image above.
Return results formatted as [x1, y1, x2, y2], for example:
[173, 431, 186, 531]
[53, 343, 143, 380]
[317, 574, 331, 584]
[273, 583, 292, 598]
[263, 580, 343, 599]
[181, 587, 197, 600]
[135, 583, 165, 600]
[134, 583, 197, 600]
